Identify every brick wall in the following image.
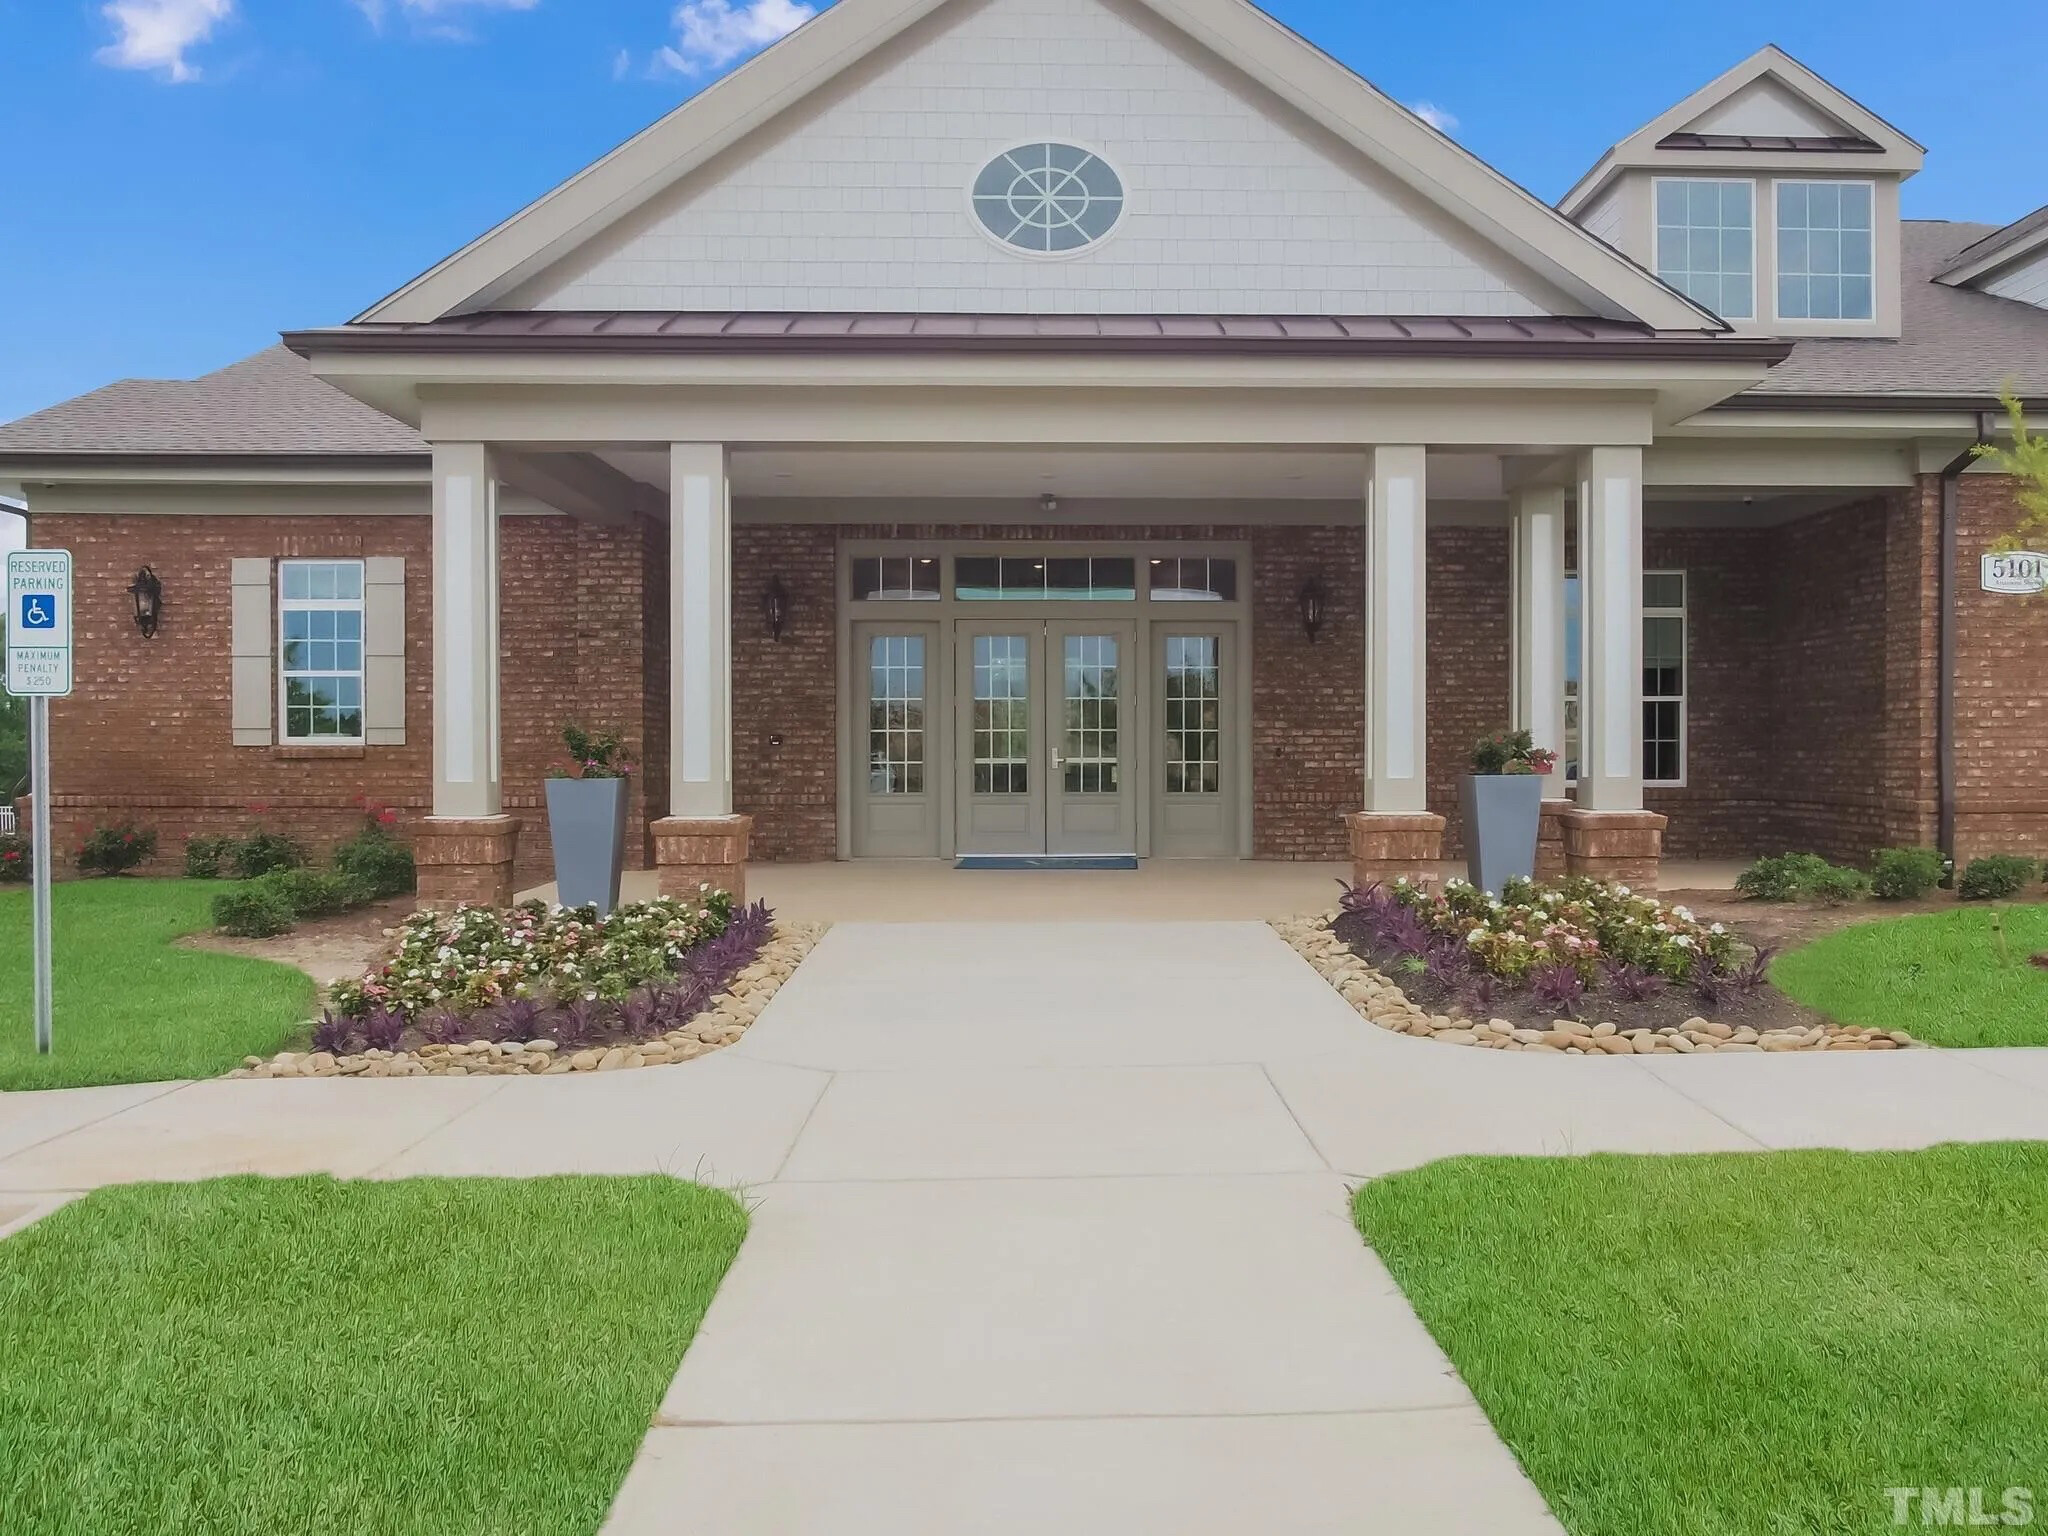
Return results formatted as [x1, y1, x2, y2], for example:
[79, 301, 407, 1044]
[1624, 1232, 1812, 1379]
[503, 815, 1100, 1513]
[31, 510, 662, 886]
[1426, 527, 1511, 859]
[1249, 524, 1362, 859]
[1643, 526, 1774, 857]
[1954, 473, 2048, 860]
[733, 524, 839, 861]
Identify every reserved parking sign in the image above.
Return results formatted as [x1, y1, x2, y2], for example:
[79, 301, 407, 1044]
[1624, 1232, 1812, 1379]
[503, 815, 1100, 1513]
[6, 549, 73, 698]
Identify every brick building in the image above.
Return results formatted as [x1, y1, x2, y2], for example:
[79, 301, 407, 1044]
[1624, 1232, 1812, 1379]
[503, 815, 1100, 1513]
[1, 6, 2044, 903]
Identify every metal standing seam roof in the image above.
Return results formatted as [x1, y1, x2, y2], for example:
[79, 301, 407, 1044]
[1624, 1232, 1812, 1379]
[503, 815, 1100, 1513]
[1655, 131, 1882, 153]
[282, 311, 1780, 361]
[5, 222, 2048, 463]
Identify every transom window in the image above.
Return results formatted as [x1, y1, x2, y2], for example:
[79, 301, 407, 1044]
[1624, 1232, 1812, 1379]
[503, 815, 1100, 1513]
[955, 556, 1137, 602]
[1148, 557, 1238, 602]
[278, 560, 365, 742]
[852, 556, 941, 602]
[1655, 179, 1755, 321]
[1776, 181, 1874, 321]
[972, 143, 1124, 254]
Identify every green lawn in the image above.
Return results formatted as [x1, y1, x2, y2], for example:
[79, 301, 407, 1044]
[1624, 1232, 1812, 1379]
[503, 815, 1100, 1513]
[0, 1175, 749, 1535]
[1772, 902, 2048, 1047]
[1356, 1145, 2048, 1536]
[0, 879, 313, 1089]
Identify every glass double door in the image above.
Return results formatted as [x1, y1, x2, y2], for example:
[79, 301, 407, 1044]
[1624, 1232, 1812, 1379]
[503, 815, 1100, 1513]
[957, 621, 1136, 856]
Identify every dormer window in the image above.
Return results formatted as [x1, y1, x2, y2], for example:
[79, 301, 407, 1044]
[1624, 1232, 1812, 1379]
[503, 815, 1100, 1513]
[1654, 179, 1755, 321]
[1775, 181, 1874, 320]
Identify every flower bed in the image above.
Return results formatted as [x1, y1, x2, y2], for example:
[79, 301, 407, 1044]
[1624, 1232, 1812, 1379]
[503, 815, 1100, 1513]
[233, 892, 827, 1078]
[1279, 875, 1924, 1052]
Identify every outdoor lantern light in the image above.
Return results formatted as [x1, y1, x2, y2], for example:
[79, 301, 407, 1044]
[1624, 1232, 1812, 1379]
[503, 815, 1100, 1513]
[1297, 578, 1327, 643]
[762, 576, 791, 641]
[128, 566, 163, 639]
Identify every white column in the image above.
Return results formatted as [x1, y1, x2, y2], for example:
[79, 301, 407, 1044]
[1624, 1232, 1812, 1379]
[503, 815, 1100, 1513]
[1363, 445, 1429, 813]
[1510, 483, 1569, 766]
[431, 441, 502, 819]
[1576, 446, 1645, 813]
[670, 443, 734, 819]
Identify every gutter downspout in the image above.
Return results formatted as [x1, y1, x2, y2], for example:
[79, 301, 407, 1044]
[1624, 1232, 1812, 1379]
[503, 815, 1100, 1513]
[1936, 412, 1994, 867]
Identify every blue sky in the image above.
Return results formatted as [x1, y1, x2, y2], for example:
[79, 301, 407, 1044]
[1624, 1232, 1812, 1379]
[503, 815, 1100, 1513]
[1, 0, 2043, 425]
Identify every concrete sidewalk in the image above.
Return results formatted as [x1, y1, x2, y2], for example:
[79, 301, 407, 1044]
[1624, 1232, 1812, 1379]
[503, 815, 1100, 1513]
[4, 920, 2047, 1533]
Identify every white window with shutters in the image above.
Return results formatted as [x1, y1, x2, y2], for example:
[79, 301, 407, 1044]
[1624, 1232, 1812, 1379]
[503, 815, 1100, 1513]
[229, 554, 405, 748]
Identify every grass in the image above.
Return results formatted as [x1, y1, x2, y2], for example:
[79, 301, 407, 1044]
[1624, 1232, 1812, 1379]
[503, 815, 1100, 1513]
[1772, 901, 2048, 1047]
[1356, 1145, 2048, 1536]
[0, 879, 314, 1090]
[0, 1175, 749, 1535]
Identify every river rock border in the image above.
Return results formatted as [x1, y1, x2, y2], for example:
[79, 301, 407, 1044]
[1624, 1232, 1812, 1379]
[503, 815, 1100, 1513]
[1273, 914, 1923, 1054]
[230, 920, 828, 1080]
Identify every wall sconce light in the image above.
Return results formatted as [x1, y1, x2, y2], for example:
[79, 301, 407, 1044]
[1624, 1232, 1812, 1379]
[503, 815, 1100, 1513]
[761, 576, 791, 642]
[1296, 578, 1327, 644]
[128, 566, 163, 639]
[1039, 492, 1060, 514]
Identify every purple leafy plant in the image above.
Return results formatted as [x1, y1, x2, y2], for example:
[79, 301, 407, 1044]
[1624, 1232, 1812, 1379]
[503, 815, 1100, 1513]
[361, 1008, 406, 1052]
[619, 987, 665, 1041]
[1423, 940, 1470, 990]
[1527, 963, 1586, 1018]
[1379, 906, 1436, 962]
[416, 1008, 468, 1046]
[1600, 960, 1667, 1004]
[554, 996, 616, 1048]
[311, 1009, 357, 1056]
[1456, 972, 1507, 1020]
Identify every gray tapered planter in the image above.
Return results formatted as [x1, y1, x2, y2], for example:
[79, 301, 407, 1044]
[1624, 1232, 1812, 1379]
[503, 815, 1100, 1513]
[545, 776, 629, 915]
[1460, 773, 1545, 895]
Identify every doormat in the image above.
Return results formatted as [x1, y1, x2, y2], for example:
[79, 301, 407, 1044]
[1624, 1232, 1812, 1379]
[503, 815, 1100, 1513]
[955, 854, 1140, 871]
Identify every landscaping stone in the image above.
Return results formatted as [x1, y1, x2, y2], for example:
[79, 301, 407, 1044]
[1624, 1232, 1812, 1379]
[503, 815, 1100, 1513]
[227, 919, 828, 1082]
[1269, 914, 1928, 1057]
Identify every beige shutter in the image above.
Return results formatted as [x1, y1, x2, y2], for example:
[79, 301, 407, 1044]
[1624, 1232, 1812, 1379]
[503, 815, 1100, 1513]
[363, 556, 407, 746]
[230, 558, 273, 747]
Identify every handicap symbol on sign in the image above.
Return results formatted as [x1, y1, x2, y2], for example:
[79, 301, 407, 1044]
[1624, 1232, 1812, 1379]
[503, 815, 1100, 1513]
[19, 595, 55, 631]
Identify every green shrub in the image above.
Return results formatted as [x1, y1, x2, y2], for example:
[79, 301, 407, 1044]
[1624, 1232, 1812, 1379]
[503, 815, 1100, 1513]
[253, 868, 371, 921]
[229, 830, 307, 880]
[1806, 866, 1871, 906]
[212, 885, 296, 938]
[183, 835, 235, 880]
[0, 832, 30, 884]
[1734, 853, 1840, 903]
[1958, 855, 2037, 902]
[333, 824, 415, 899]
[76, 822, 157, 877]
[1870, 846, 1946, 901]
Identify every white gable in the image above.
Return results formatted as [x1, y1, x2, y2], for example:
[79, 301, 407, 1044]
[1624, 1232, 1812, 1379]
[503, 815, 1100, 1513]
[1682, 76, 1856, 139]
[514, 0, 1558, 317]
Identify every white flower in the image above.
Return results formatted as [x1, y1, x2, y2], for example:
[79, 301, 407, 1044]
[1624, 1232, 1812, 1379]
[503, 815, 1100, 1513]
[1673, 934, 1695, 949]
[1614, 884, 1632, 897]
[1672, 905, 1694, 922]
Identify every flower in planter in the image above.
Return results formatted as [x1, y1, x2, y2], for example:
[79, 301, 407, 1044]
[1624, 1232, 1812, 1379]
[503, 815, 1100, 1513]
[1469, 728, 1557, 776]
[560, 725, 634, 780]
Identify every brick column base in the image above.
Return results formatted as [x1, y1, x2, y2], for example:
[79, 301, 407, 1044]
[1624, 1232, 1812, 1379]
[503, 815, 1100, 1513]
[1555, 808, 1667, 891]
[1345, 811, 1446, 890]
[1536, 800, 1570, 882]
[414, 816, 522, 910]
[652, 814, 753, 905]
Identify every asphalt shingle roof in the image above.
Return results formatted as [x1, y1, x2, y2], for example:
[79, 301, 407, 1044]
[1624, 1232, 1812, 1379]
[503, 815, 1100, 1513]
[0, 344, 424, 457]
[1746, 221, 2048, 400]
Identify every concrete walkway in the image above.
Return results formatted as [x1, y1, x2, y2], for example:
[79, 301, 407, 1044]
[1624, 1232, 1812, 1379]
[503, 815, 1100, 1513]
[5, 921, 2048, 1532]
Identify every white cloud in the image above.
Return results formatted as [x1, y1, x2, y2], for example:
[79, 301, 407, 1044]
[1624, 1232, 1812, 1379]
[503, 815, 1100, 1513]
[354, 0, 539, 37]
[1410, 100, 1458, 134]
[97, 0, 233, 82]
[657, 0, 813, 75]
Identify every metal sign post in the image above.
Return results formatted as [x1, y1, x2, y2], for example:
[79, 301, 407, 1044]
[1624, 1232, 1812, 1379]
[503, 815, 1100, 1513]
[7, 549, 73, 1056]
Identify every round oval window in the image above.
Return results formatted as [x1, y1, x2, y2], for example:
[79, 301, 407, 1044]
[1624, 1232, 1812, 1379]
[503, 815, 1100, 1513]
[972, 143, 1124, 254]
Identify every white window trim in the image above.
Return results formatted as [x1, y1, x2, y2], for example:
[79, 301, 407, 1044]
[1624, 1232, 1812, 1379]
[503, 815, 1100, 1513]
[277, 558, 367, 745]
[1769, 177, 1878, 326]
[1643, 569, 1686, 789]
[963, 139, 1130, 263]
[1652, 176, 1757, 322]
